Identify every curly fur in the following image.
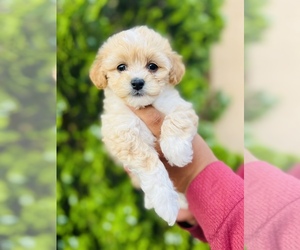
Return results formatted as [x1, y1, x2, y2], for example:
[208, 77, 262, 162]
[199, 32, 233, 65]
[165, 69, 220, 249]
[90, 26, 198, 225]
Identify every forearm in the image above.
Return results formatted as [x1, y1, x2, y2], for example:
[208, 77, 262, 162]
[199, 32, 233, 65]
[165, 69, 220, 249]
[186, 161, 244, 249]
[245, 161, 300, 249]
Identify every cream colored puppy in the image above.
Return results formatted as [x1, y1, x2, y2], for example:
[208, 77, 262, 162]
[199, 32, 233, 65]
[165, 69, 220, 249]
[90, 26, 198, 226]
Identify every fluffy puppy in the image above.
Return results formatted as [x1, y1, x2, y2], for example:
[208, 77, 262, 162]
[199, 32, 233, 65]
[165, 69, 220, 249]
[90, 26, 198, 226]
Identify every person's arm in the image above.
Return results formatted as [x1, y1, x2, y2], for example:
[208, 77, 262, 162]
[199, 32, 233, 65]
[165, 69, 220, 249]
[131, 106, 244, 249]
[244, 150, 300, 249]
[131, 106, 217, 193]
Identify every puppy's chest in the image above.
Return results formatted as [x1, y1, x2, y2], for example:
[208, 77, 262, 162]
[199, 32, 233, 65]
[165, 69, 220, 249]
[103, 90, 182, 116]
[101, 101, 147, 135]
[101, 87, 190, 135]
[101, 106, 154, 153]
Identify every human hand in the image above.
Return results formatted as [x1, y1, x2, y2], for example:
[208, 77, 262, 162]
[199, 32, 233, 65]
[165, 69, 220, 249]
[177, 208, 197, 226]
[130, 106, 218, 194]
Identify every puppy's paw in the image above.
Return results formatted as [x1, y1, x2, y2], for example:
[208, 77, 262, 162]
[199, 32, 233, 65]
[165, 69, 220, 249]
[160, 137, 193, 167]
[178, 193, 188, 209]
[139, 162, 180, 225]
[150, 186, 179, 226]
[144, 195, 153, 209]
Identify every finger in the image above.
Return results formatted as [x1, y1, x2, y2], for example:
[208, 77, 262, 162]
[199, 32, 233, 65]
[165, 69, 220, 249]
[177, 208, 197, 225]
[129, 106, 164, 138]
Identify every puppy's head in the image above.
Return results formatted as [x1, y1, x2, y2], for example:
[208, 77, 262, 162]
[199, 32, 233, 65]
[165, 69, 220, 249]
[90, 26, 185, 108]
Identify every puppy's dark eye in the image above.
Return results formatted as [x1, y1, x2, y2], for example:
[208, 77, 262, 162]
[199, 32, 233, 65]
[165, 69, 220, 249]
[117, 64, 127, 72]
[147, 63, 158, 72]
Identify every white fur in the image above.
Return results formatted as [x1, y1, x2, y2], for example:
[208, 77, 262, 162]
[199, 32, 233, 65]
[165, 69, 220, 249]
[90, 26, 199, 225]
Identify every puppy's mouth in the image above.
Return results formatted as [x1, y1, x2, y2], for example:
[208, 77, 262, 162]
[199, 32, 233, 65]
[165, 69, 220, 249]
[131, 90, 145, 97]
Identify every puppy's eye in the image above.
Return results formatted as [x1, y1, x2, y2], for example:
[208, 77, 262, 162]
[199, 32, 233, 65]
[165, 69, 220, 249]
[117, 64, 127, 72]
[147, 63, 158, 72]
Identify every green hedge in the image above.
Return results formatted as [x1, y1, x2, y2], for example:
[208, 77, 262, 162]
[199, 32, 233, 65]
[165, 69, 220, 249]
[244, 0, 269, 45]
[57, 1, 242, 249]
[0, 0, 56, 249]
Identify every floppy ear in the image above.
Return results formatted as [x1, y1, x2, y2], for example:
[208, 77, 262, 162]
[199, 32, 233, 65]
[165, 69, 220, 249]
[89, 57, 107, 89]
[169, 52, 185, 85]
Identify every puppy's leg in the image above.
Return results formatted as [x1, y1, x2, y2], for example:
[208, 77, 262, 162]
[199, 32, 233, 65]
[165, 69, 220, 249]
[126, 167, 154, 209]
[144, 194, 153, 209]
[160, 108, 198, 167]
[178, 192, 188, 209]
[125, 167, 154, 209]
[132, 161, 179, 226]
[103, 122, 179, 225]
[118, 147, 179, 225]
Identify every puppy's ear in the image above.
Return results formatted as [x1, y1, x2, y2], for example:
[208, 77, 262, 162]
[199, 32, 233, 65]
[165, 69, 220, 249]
[169, 52, 185, 85]
[89, 58, 107, 89]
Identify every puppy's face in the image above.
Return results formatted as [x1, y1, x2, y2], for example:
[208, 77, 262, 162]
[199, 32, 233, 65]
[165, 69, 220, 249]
[90, 26, 185, 108]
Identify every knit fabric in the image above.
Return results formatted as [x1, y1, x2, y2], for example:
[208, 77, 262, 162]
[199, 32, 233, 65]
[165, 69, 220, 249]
[288, 163, 300, 179]
[186, 161, 244, 249]
[181, 160, 300, 249]
[245, 161, 300, 250]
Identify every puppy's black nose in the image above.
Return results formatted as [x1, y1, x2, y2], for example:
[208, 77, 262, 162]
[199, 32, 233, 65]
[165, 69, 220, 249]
[131, 78, 145, 91]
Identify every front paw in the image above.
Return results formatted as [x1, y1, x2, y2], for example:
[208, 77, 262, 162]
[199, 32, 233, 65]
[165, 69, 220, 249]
[160, 137, 193, 167]
[148, 186, 179, 226]
[144, 195, 153, 209]
[139, 162, 180, 225]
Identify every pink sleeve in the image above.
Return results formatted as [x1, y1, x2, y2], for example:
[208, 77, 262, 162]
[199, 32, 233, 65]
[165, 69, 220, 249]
[288, 163, 300, 179]
[245, 161, 300, 249]
[185, 161, 244, 249]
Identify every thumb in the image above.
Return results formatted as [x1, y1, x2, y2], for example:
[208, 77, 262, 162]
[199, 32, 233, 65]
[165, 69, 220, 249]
[129, 106, 164, 138]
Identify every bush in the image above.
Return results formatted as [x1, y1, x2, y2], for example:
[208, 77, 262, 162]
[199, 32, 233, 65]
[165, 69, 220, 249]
[244, 0, 269, 45]
[57, 1, 242, 249]
[0, 0, 56, 249]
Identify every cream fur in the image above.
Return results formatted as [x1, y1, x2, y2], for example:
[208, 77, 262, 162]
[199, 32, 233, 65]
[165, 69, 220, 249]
[90, 26, 198, 226]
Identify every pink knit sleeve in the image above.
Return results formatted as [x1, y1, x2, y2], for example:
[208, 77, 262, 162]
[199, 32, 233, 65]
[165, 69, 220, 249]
[185, 161, 244, 249]
[245, 161, 300, 249]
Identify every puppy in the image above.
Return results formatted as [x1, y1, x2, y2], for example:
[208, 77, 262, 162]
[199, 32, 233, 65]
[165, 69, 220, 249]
[90, 26, 198, 226]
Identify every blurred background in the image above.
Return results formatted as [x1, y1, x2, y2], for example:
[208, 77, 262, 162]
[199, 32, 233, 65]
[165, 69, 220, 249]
[57, 0, 243, 249]
[1, 0, 298, 249]
[245, 0, 300, 169]
[211, 0, 244, 153]
[0, 0, 56, 249]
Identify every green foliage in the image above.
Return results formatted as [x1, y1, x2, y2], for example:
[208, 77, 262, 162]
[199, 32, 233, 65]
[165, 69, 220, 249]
[200, 91, 231, 122]
[57, 0, 241, 249]
[244, 88, 277, 122]
[0, 0, 56, 249]
[247, 145, 300, 171]
[244, 0, 269, 45]
[245, 123, 300, 169]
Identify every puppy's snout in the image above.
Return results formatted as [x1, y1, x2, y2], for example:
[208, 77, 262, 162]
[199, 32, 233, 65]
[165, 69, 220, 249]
[131, 78, 145, 91]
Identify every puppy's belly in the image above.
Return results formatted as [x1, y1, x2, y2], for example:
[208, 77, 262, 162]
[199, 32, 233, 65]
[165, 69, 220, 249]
[101, 113, 155, 167]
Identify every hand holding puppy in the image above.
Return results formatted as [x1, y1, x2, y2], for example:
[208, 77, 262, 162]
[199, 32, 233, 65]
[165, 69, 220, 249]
[131, 106, 218, 226]
[131, 106, 217, 193]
